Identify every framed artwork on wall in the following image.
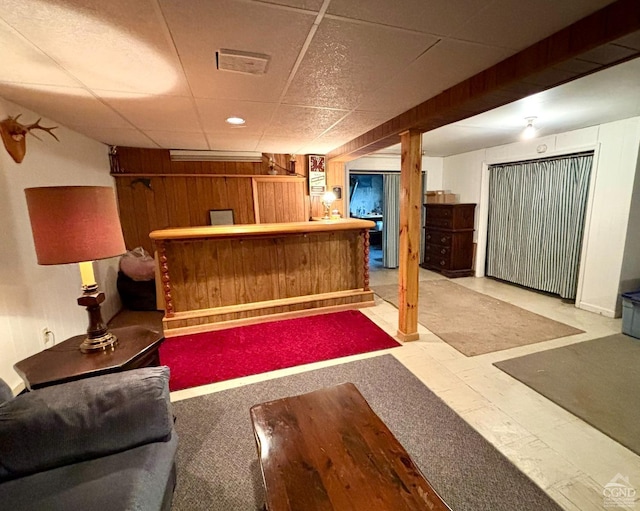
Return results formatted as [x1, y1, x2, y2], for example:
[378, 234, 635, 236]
[308, 155, 326, 196]
[209, 209, 234, 225]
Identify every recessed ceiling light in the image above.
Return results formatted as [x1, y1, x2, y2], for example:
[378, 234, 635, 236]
[226, 116, 245, 125]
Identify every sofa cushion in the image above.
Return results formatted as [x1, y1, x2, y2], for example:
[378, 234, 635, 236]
[0, 366, 173, 481]
[0, 379, 12, 404]
[0, 431, 178, 511]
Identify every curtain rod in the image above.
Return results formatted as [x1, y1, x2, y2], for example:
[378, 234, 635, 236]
[488, 150, 594, 168]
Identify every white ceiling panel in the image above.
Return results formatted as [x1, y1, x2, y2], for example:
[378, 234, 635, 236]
[159, 0, 315, 101]
[449, 0, 615, 50]
[257, 0, 325, 10]
[0, 83, 132, 128]
[283, 17, 439, 109]
[312, 110, 393, 144]
[205, 132, 262, 151]
[195, 99, 278, 134]
[357, 38, 512, 114]
[255, 136, 319, 154]
[327, 0, 486, 36]
[99, 93, 201, 132]
[64, 126, 158, 148]
[146, 130, 209, 150]
[0, 21, 79, 87]
[0, 1, 635, 157]
[265, 105, 347, 139]
[0, 0, 189, 96]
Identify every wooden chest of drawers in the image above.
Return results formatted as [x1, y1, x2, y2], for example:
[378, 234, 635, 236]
[421, 203, 476, 278]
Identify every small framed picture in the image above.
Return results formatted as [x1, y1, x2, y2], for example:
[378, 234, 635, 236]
[209, 209, 234, 226]
[332, 186, 342, 200]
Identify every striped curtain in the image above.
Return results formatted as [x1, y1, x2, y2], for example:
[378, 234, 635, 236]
[486, 152, 593, 299]
[382, 173, 400, 268]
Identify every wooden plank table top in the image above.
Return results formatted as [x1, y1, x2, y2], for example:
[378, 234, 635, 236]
[13, 325, 164, 390]
[250, 382, 452, 511]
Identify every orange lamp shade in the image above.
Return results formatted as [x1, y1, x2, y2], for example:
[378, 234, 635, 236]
[25, 186, 126, 265]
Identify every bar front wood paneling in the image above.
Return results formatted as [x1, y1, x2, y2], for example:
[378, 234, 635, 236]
[150, 219, 376, 336]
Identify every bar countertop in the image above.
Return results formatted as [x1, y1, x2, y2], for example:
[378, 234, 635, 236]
[150, 218, 376, 241]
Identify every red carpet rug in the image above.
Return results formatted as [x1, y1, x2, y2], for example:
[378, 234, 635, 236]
[159, 310, 400, 391]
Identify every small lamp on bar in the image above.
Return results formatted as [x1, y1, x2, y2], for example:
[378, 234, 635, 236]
[321, 191, 337, 220]
[25, 186, 126, 353]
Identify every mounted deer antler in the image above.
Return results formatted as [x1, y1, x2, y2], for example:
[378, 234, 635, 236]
[0, 114, 59, 163]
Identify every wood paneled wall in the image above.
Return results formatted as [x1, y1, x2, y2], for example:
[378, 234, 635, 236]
[115, 175, 257, 253]
[112, 147, 314, 252]
[253, 177, 307, 224]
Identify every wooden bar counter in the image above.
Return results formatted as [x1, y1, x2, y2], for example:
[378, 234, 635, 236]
[150, 219, 376, 336]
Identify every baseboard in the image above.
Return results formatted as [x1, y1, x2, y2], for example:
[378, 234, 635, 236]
[576, 301, 617, 318]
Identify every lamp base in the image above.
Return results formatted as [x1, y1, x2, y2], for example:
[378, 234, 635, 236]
[80, 331, 118, 353]
[77, 289, 118, 354]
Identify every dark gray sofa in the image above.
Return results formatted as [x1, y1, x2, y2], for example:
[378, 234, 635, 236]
[0, 366, 178, 511]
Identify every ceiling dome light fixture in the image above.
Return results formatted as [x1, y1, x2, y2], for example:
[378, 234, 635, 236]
[522, 117, 537, 140]
[225, 116, 246, 125]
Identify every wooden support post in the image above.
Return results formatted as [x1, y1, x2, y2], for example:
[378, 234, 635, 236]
[397, 130, 422, 341]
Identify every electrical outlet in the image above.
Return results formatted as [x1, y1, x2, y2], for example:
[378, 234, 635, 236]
[41, 327, 53, 347]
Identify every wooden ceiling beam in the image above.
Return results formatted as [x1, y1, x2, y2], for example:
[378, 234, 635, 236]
[327, 0, 640, 163]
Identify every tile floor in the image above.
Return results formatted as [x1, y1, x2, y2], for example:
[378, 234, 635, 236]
[171, 266, 639, 511]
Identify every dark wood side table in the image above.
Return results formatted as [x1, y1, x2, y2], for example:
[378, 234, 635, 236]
[14, 325, 164, 390]
[250, 382, 452, 511]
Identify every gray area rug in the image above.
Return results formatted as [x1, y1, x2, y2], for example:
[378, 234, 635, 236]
[171, 354, 562, 511]
[373, 280, 583, 356]
[495, 333, 640, 455]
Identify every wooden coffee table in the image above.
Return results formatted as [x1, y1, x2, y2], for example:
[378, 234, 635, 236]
[14, 325, 164, 390]
[250, 382, 452, 511]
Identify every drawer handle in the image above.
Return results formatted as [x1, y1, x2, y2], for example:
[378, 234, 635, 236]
[426, 234, 431, 240]
[441, 237, 447, 243]
[441, 248, 446, 254]
[440, 260, 446, 266]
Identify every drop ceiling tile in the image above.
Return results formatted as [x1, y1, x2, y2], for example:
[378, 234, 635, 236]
[284, 17, 439, 109]
[145, 130, 209, 150]
[0, 21, 79, 87]
[312, 110, 393, 144]
[62, 126, 159, 148]
[159, 0, 315, 101]
[195, 98, 278, 134]
[205, 132, 262, 151]
[255, 136, 317, 154]
[265, 105, 347, 139]
[356, 39, 512, 114]
[0, 82, 131, 128]
[0, 0, 189, 95]
[448, 0, 614, 51]
[97, 93, 200, 131]
[296, 141, 342, 154]
[257, 0, 325, 10]
[327, 0, 486, 36]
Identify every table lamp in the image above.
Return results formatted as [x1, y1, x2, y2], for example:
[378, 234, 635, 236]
[25, 186, 126, 353]
[321, 191, 337, 220]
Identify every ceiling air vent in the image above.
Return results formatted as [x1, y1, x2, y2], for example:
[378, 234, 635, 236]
[216, 49, 270, 75]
